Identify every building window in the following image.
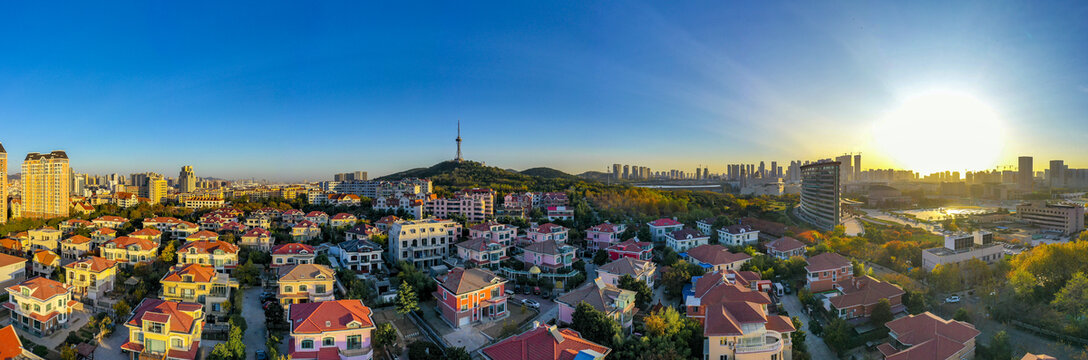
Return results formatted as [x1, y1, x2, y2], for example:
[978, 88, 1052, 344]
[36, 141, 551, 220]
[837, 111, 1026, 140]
[347, 335, 362, 350]
[322, 337, 334, 346]
[301, 340, 314, 349]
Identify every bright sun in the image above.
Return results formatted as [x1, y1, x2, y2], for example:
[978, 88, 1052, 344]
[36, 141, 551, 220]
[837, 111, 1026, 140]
[873, 90, 1003, 175]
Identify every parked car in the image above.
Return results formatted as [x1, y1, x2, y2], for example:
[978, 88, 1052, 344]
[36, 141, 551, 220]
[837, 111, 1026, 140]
[255, 350, 268, 360]
[945, 295, 961, 303]
[522, 299, 541, 309]
[533, 287, 541, 295]
[541, 292, 550, 299]
[263, 301, 276, 310]
[505, 289, 515, 296]
[523, 286, 532, 295]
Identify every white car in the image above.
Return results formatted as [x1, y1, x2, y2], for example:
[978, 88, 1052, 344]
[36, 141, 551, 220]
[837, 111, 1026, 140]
[505, 289, 515, 296]
[522, 299, 541, 309]
[945, 295, 961, 303]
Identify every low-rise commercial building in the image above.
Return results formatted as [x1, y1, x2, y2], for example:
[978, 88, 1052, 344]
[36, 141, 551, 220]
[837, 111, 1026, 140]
[1016, 202, 1085, 235]
[922, 231, 1005, 271]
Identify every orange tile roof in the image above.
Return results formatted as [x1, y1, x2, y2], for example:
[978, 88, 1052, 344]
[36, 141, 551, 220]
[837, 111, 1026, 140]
[7, 276, 71, 301]
[0, 238, 22, 251]
[0, 325, 24, 359]
[288, 300, 374, 334]
[131, 228, 162, 236]
[162, 264, 218, 283]
[0, 253, 26, 267]
[33, 250, 59, 266]
[805, 252, 851, 273]
[63, 256, 117, 272]
[686, 244, 751, 266]
[65, 235, 92, 244]
[186, 230, 219, 240]
[127, 298, 203, 334]
[272, 243, 314, 255]
[105, 236, 158, 251]
[883, 312, 980, 360]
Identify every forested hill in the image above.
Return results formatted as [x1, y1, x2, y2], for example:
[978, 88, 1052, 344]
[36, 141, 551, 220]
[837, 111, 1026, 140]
[375, 161, 590, 193]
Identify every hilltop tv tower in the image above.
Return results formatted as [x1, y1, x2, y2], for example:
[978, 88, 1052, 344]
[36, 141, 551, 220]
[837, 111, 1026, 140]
[455, 120, 464, 162]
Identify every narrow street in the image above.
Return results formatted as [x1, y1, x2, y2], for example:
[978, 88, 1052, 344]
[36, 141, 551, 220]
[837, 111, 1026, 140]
[780, 294, 836, 360]
[241, 286, 269, 359]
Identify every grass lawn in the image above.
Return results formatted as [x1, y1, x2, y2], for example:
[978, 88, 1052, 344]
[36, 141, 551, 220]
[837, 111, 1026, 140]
[481, 307, 539, 339]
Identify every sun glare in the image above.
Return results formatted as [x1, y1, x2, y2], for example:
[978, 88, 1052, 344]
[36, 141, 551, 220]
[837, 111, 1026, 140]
[873, 91, 1003, 175]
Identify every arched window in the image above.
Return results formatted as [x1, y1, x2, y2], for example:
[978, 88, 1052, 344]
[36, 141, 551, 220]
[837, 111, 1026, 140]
[299, 285, 308, 292]
[284, 286, 293, 293]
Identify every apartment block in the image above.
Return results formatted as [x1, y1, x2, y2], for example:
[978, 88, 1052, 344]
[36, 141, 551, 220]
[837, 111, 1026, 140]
[388, 218, 462, 269]
[20, 151, 70, 219]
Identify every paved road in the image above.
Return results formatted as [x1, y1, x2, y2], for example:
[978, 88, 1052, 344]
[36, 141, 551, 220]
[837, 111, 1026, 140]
[241, 287, 269, 359]
[780, 294, 836, 360]
[94, 319, 130, 359]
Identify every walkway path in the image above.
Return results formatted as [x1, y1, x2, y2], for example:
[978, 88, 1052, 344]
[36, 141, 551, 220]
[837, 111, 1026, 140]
[241, 287, 269, 359]
[780, 294, 836, 360]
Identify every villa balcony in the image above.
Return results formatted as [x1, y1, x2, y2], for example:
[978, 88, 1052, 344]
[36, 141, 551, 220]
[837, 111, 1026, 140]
[735, 330, 785, 354]
[339, 347, 373, 358]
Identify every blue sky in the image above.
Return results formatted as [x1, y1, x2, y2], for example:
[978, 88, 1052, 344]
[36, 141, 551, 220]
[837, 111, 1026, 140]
[1, 1, 1086, 181]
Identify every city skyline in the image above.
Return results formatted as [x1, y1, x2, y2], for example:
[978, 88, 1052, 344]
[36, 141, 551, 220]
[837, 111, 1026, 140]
[3, 2, 1088, 179]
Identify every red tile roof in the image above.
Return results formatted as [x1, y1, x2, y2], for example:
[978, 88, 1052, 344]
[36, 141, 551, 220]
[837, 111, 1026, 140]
[0, 253, 26, 268]
[65, 235, 92, 244]
[105, 236, 157, 251]
[131, 228, 162, 237]
[243, 227, 271, 237]
[606, 239, 651, 253]
[33, 250, 59, 266]
[587, 223, 623, 233]
[482, 324, 611, 360]
[331, 213, 355, 220]
[178, 240, 239, 255]
[805, 252, 851, 273]
[648, 218, 682, 227]
[94, 215, 128, 223]
[288, 299, 374, 334]
[766, 236, 806, 253]
[686, 244, 751, 266]
[883, 312, 980, 360]
[186, 230, 219, 240]
[294, 220, 319, 229]
[828, 276, 905, 310]
[669, 228, 707, 240]
[272, 243, 314, 255]
[437, 267, 505, 295]
[304, 211, 328, 218]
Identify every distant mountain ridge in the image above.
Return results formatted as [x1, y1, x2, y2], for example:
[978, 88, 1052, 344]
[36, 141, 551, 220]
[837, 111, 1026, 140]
[376, 161, 591, 191]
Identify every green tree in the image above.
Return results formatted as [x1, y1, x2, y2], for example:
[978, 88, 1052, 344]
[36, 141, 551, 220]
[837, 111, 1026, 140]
[1052, 271, 1088, 317]
[315, 254, 331, 266]
[60, 345, 77, 360]
[112, 300, 131, 320]
[870, 298, 893, 326]
[160, 240, 177, 263]
[822, 318, 851, 353]
[791, 316, 810, 360]
[616, 275, 652, 309]
[953, 308, 972, 323]
[984, 331, 1012, 360]
[593, 249, 609, 266]
[374, 323, 398, 358]
[396, 281, 420, 315]
[406, 341, 443, 360]
[445, 346, 472, 360]
[570, 302, 620, 347]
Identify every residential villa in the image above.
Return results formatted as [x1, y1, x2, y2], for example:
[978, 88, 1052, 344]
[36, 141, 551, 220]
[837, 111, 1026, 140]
[585, 223, 627, 251]
[244, 215, 272, 230]
[176, 240, 240, 273]
[100, 237, 159, 267]
[387, 218, 462, 269]
[63, 256, 117, 302]
[468, 221, 517, 247]
[292, 220, 322, 241]
[805, 252, 853, 292]
[60, 235, 93, 260]
[288, 299, 375, 360]
[481, 323, 611, 360]
[556, 278, 637, 329]
[344, 224, 382, 242]
[597, 257, 656, 288]
[665, 228, 709, 253]
[90, 228, 118, 247]
[825, 276, 905, 321]
[526, 223, 569, 244]
[455, 237, 508, 269]
[545, 206, 574, 221]
[332, 239, 384, 275]
[877, 312, 980, 360]
[92, 215, 128, 229]
[765, 236, 807, 260]
[0, 253, 27, 289]
[121, 298, 205, 360]
[130, 228, 163, 243]
[58, 219, 93, 233]
[173, 221, 201, 239]
[434, 267, 508, 328]
[303, 211, 330, 226]
[283, 209, 305, 224]
[606, 239, 652, 261]
[4, 277, 77, 336]
[330, 213, 358, 227]
[717, 224, 760, 247]
[142, 216, 185, 236]
[272, 243, 316, 267]
[27, 227, 61, 252]
[684, 244, 752, 272]
[520, 240, 576, 273]
[277, 264, 336, 306]
[184, 230, 219, 242]
[0, 324, 44, 359]
[647, 218, 684, 243]
[0, 238, 24, 257]
[30, 250, 60, 278]
[160, 264, 239, 322]
[240, 227, 273, 251]
[684, 270, 794, 360]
